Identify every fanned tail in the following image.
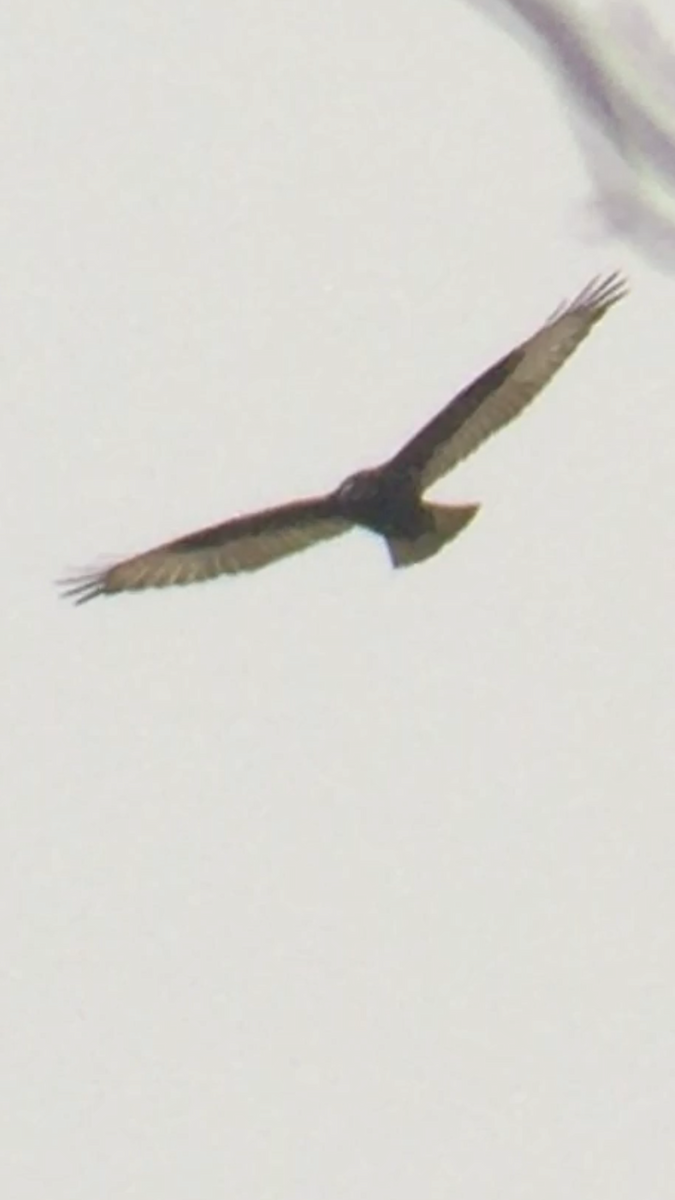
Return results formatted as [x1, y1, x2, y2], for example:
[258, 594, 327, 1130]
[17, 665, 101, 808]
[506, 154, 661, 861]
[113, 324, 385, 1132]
[386, 503, 480, 568]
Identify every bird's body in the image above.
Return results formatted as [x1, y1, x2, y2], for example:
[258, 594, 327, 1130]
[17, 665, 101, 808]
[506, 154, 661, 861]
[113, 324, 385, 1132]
[334, 467, 427, 537]
[61, 273, 627, 603]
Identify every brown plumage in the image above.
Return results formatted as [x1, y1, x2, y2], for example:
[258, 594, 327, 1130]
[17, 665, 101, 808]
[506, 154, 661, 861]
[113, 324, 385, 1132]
[60, 273, 626, 603]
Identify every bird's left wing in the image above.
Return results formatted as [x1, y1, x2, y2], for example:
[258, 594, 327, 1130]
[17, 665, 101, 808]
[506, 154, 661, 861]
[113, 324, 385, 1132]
[388, 272, 627, 490]
[59, 496, 351, 603]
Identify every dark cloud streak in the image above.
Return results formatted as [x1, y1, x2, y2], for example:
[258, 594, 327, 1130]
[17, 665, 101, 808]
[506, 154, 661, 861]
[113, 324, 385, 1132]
[471, 0, 675, 266]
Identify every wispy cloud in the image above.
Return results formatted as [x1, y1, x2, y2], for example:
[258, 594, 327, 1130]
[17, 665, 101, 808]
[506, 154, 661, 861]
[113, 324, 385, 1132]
[472, 1, 675, 265]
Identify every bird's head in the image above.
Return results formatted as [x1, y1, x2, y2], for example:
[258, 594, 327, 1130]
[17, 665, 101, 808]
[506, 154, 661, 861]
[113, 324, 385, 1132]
[334, 466, 414, 531]
[335, 469, 380, 507]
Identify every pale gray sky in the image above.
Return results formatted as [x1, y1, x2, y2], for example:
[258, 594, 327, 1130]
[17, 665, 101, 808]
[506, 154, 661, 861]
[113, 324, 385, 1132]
[4, 2, 675, 1197]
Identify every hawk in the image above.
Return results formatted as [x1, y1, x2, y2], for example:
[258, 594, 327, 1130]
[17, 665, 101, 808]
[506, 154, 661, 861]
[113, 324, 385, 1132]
[61, 273, 626, 603]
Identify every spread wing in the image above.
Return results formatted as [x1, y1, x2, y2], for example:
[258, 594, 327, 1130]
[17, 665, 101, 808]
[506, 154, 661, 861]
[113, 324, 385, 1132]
[60, 496, 351, 603]
[388, 272, 627, 489]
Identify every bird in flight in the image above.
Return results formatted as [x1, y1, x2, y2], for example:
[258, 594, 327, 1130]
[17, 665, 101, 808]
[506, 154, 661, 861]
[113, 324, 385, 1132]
[61, 272, 626, 603]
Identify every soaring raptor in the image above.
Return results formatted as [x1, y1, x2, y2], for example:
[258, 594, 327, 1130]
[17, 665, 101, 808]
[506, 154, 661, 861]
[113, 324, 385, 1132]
[61, 273, 626, 603]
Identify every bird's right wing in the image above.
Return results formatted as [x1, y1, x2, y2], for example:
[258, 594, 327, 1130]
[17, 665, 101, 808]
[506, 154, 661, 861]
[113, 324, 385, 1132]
[60, 496, 351, 603]
[388, 272, 627, 489]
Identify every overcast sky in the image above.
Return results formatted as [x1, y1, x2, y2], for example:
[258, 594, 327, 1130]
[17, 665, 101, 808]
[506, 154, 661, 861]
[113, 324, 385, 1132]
[4, 2, 675, 1197]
